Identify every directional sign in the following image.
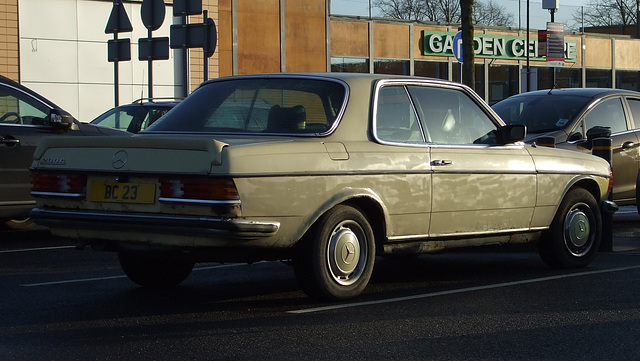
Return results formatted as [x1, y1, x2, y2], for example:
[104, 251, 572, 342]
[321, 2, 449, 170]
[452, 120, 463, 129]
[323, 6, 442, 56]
[141, 0, 165, 31]
[453, 31, 463, 63]
[170, 17, 217, 58]
[105, 0, 133, 34]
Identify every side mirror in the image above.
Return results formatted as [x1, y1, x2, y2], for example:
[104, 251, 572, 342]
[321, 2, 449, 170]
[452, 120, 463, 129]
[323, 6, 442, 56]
[497, 124, 526, 144]
[48, 108, 74, 131]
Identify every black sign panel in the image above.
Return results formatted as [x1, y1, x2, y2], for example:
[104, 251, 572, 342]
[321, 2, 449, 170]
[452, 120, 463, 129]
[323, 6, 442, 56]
[138, 37, 170, 61]
[170, 18, 217, 57]
[105, 1, 133, 34]
[141, 0, 166, 31]
[173, 0, 203, 16]
[107, 38, 131, 62]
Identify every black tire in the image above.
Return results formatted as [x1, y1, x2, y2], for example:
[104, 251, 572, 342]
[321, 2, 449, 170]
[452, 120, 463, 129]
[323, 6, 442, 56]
[538, 188, 601, 268]
[293, 205, 376, 300]
[118, 252, 194, 288]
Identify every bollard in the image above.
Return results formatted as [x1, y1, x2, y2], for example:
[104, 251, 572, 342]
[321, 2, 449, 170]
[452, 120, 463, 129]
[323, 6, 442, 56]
[592, 137, 615, 252]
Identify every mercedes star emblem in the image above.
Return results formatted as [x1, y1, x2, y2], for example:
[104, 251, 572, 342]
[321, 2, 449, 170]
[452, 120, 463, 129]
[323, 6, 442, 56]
[112, 150, 128, 169]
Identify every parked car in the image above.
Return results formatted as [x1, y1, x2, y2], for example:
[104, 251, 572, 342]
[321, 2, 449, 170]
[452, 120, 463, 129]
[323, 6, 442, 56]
[0, 75, 128, 230]
[492, 88, 640, 206]
[90, 98, 181, 133]
[30, 73, 614, 300]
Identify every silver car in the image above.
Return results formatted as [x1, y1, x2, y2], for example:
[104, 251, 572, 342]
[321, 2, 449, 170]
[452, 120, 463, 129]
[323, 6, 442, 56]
[30, 73, 614, 300]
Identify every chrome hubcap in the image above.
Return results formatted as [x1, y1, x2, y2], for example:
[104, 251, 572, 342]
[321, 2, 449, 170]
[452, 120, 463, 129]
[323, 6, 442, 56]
[564, 204, 592, 256]
[327, 223, 365, 285]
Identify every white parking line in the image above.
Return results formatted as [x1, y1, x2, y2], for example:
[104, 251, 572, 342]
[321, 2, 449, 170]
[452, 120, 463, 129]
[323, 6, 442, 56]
[288, 265, 640, 314]
[19, 263, 248, 287]
[0, 245, 75, 254]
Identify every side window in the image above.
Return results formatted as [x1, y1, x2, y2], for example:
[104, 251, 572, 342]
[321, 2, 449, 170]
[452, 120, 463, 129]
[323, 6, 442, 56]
[407, 85, 498, 145]
[627, 98, 640, 130]
[375, 86, 424, 143]
[0, 85, 49, 125]
[582, 97, 627, 135]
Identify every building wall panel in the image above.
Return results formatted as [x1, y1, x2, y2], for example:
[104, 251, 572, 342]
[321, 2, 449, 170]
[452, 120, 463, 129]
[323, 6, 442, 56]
[236, 0, 280, 74]
[330, 20, 368, 57]
[584, 37, 612, 68]
[373, 23, 409, 59]
[284, 0, 326, 72]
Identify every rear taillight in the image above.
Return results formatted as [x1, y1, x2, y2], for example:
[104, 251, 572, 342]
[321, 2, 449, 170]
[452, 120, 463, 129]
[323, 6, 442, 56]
[159, 177, 239, 202]
[608, 170, 614, 195]
[31, 172, 86, 194]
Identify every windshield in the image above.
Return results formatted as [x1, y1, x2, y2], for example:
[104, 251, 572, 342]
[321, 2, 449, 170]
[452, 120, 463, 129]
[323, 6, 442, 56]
[147, 78, 347, 135]
[492, 94, 590, 133]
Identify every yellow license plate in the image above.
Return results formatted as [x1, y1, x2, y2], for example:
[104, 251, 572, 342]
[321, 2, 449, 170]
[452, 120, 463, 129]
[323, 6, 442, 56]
[88, 182, 156, 204]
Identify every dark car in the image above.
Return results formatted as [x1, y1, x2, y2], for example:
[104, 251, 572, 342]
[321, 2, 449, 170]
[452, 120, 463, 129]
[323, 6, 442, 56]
[90, 98, 181, 133]
[0, 75, 128, 229]
[492, 88, 640, 206]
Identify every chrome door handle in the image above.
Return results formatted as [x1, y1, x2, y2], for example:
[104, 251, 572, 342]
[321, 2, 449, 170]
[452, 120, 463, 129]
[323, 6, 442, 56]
[622, 141, 635, 149]
[1, 137, 20, 145]
[431, 159, 453, 166]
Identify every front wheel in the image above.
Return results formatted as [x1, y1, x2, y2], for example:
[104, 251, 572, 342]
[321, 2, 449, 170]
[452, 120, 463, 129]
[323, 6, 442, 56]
[293, 205, 376, 300]
[538, 188, 601, 268]
[118, 252, 195, 288]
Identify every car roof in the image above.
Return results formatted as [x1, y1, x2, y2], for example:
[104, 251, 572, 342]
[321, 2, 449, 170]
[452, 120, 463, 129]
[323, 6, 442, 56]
[202, 72, 454, 87]
[508, 87, 640, 99]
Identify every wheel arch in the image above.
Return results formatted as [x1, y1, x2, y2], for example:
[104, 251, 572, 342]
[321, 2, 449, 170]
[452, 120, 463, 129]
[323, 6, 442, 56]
[296, 188, 389, 250]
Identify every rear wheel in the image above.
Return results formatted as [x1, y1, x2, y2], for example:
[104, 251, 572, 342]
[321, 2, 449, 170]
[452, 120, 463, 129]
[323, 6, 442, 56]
[293, 205, 376, 300]
[118, 252, 194, 288]
[538, 188, 601, 268]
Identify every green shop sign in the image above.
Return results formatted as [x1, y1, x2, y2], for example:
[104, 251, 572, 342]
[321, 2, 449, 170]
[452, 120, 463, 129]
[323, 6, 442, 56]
[422, 30, 577, 62]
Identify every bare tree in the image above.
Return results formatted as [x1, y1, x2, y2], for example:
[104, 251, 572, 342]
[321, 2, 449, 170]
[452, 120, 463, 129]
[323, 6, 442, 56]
[474, 0, 514, 27]
[375, 0, 513, 26]
[572, 0, 638, 28]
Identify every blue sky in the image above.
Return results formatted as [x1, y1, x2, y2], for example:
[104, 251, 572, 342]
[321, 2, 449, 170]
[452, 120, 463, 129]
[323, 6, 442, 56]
[330, 0, 590, 31]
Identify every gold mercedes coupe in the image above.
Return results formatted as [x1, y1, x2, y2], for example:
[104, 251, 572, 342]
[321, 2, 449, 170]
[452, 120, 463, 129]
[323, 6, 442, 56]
[30, 73, 615, 300]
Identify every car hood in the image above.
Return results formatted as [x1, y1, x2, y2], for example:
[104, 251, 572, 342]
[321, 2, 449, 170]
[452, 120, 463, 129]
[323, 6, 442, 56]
[524, 129, 569, 144]
[74, 121, 132, 136]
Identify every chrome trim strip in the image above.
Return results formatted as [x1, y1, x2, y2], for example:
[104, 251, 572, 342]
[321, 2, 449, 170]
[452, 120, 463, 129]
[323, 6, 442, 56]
[387, 226, 548, 242]
[30, 191, 85, 199]
[158, 197, 241, 205]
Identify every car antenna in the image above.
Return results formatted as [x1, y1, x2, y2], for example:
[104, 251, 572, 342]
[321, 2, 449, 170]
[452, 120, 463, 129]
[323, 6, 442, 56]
[547, 82, 559, 95]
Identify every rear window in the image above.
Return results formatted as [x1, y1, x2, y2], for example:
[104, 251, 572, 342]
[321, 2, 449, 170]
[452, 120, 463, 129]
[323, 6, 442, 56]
[148, 78, 346, 135]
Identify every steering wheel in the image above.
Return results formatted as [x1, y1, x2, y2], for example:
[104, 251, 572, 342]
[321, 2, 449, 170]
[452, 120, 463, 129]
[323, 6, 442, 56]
[0, 112, 21, 123]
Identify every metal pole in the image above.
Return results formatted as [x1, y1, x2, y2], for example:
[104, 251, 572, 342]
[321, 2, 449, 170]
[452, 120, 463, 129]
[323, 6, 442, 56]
[203, 10, 209, 82]
[526, 0, 530, 92]
[147, 28, 153, 99]
[114, 33, 119, 107]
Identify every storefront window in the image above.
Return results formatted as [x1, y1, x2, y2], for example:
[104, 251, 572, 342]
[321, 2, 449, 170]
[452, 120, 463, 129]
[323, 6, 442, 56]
[414, 61, 448, 80]
[616, 70, 640, 91]
[331, 57, 369, 73]
[537, 67, 582, 89]
[488, 64, 518, 104]
[585, 69, 612, 88]
[374, 59, 410, 75]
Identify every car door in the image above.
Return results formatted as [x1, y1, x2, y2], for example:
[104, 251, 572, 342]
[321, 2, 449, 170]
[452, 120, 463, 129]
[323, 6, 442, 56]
[578, 96, 638, 204]
[407, 84, 537, 236]
[0, 83, 54, 218]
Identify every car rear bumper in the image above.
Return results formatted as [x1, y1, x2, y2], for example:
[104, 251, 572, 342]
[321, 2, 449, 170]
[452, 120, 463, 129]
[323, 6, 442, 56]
[30, 208, 280, 240]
